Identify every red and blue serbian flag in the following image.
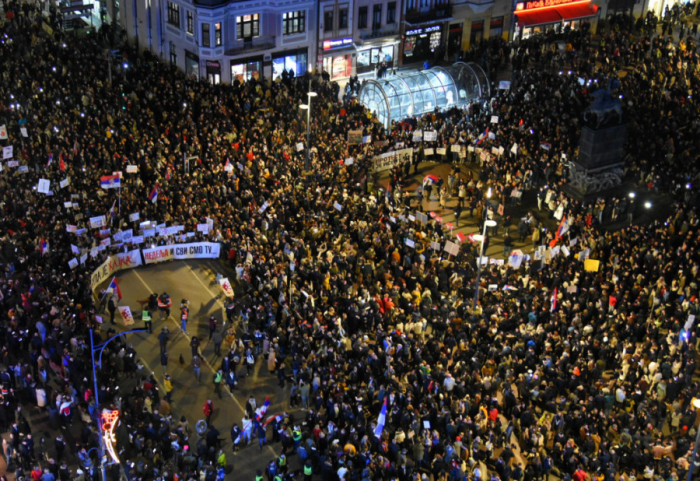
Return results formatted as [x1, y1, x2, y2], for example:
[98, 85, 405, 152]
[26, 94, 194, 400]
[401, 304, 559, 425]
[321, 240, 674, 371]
[540, 142, 552, 151]
[148, 184, 159, 203]
[46, 153, 53, 169]
[549, 216, 569, 247]
[108, 276, 122, 300]
[100, 174, 121, 189]
[550, 287, 558, 312]
[374, 398, 387, 438]
[40, 238, 49, 255]
[475, 128, 489, 145]
[255, 397, 271, 421]
[423, 174, 440, 185]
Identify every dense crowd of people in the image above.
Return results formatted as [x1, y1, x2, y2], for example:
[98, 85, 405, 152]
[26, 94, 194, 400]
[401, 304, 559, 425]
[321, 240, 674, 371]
[0, 1, 699, 481]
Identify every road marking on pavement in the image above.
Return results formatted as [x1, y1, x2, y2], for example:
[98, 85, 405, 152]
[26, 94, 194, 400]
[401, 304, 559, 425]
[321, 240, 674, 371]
[131, 266, 280, 458]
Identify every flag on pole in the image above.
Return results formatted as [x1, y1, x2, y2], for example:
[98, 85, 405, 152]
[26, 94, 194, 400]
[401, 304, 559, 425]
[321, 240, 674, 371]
[475, 128, 489, 146]
[59, 153, 66, 172]
[46, 153, 53, 169]
[374, 398, 387, 438]
[550, 287, 558, 312]
[149, 184, 159, 203]
[108, 276, 122, 300]
[108, 199, 117, 225]
[100, 174, 121, 189]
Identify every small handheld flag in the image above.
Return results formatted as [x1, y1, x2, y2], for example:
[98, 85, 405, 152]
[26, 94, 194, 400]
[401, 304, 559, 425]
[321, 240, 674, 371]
[550, 287, 558, 312]
[149, 184, 159, 203]
[108, 276, 122, 300]
[46, 153, 53, 169]
[374, 398, 387, 438]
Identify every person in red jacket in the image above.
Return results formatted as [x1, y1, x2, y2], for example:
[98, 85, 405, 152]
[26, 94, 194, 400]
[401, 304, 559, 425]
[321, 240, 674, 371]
[573, 466, 588, 481]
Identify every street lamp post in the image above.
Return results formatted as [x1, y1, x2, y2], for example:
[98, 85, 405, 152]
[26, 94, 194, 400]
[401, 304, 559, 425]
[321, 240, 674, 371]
[473, 219, 497, 309]
[687, 398, 700, 481]
[473, 188, 496, 309]
[90, 327, 147, 481]
[299, 91, 317, 173]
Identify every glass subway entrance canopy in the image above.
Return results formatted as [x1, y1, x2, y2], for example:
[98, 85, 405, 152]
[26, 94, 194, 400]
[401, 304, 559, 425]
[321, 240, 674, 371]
[359, 62, 490, 128]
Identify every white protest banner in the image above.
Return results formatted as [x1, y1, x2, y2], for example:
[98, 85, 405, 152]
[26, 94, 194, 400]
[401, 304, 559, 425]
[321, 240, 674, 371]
[0, 125, 7, 139]
[218, 277, 234, 297]
[90, 249, 143, 290]
[197, 223, 210, 234]
[498, 80, 511, 90]
[142, 242, 220, 265]
[59, 178, 70, 189]
[206, 217, 214, 232]
[63, 202, 72, 209]
[66, 224, 77, 233]
[89, 215, 106, 229]
[430, 241, 441, 251]
[2, 146, 12, 159]
[412, 130, 422, 142]
[118, 306, 135, 326]
[436, 147, 447, 156]
[371, 148, 413, 173]
[20, 127, 28, 138]
[8, 160, 18, 167]
[511, 143, 518, 155]
[423, 148, 434, 156]
[71, 244, 80, 255]
[451, 144, 461, 153]
[129, 212, 140, 222]
[258, 201, 269, 214]
[362, 135, 372, 144]
[488, 132, 496, 140]
[80, 253, 88, 265]
[333, 202, 343, 211]
[126, 164, 138, 173]
[344, 157, 354, 166]
[130, 235, 144, 245]
[490, 116, 499, 124]
[68, 258, 79, 269]
[405, 238, 415, 248]
[37, 179, 51, 194]
[295, 142, 304, 152]
[423, 131, 437, 142]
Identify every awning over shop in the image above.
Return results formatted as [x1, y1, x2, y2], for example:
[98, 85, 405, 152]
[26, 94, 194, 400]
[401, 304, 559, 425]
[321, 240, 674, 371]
[515, 0, 599, 26]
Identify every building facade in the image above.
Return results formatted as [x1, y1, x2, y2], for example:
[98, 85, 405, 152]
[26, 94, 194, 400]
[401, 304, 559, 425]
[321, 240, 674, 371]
[121, 0, 317, 84]
[121, 0, 648, 85]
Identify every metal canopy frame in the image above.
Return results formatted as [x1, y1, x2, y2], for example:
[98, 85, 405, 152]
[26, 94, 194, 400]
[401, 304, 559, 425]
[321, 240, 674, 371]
[359, 62, 490, 128]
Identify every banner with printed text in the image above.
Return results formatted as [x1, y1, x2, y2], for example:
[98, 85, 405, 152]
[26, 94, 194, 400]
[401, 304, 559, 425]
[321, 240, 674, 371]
[371, 148, 414, 173]
[90, 250, 143, 290]
[142, 242, 220, 265]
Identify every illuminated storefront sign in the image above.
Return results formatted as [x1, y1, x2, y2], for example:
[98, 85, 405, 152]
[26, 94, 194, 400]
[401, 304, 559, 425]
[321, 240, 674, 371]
[516, 0, 589, 10]
[405, 25, 441, 36]
[323, 38, 353, 51]
[101, 409, 120, 464]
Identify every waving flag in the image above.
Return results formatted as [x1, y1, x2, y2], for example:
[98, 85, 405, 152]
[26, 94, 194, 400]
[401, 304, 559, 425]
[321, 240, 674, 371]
[149, 184, 159, 203]
[108, 276, 122, 300]
[46, 153, 53, 169]
[540, 142, 552, 151]
[549, 216, 569, 247]
[476, 128, 489, 145]
[374, 398, 387, 438]
[255, 397, 271, 421]
[59, 153, 66, 172]
[235, 397, 271, 444]
[550, 287, 558, 312]
[40, 238, 49, 255]
[100, 174, 121, 189]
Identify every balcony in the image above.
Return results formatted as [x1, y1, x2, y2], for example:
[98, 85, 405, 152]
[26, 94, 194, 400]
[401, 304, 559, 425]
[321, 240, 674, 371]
[225, 36, 277, 56]
[404, 4, 453, 25]
[360, 25, 400, 40]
